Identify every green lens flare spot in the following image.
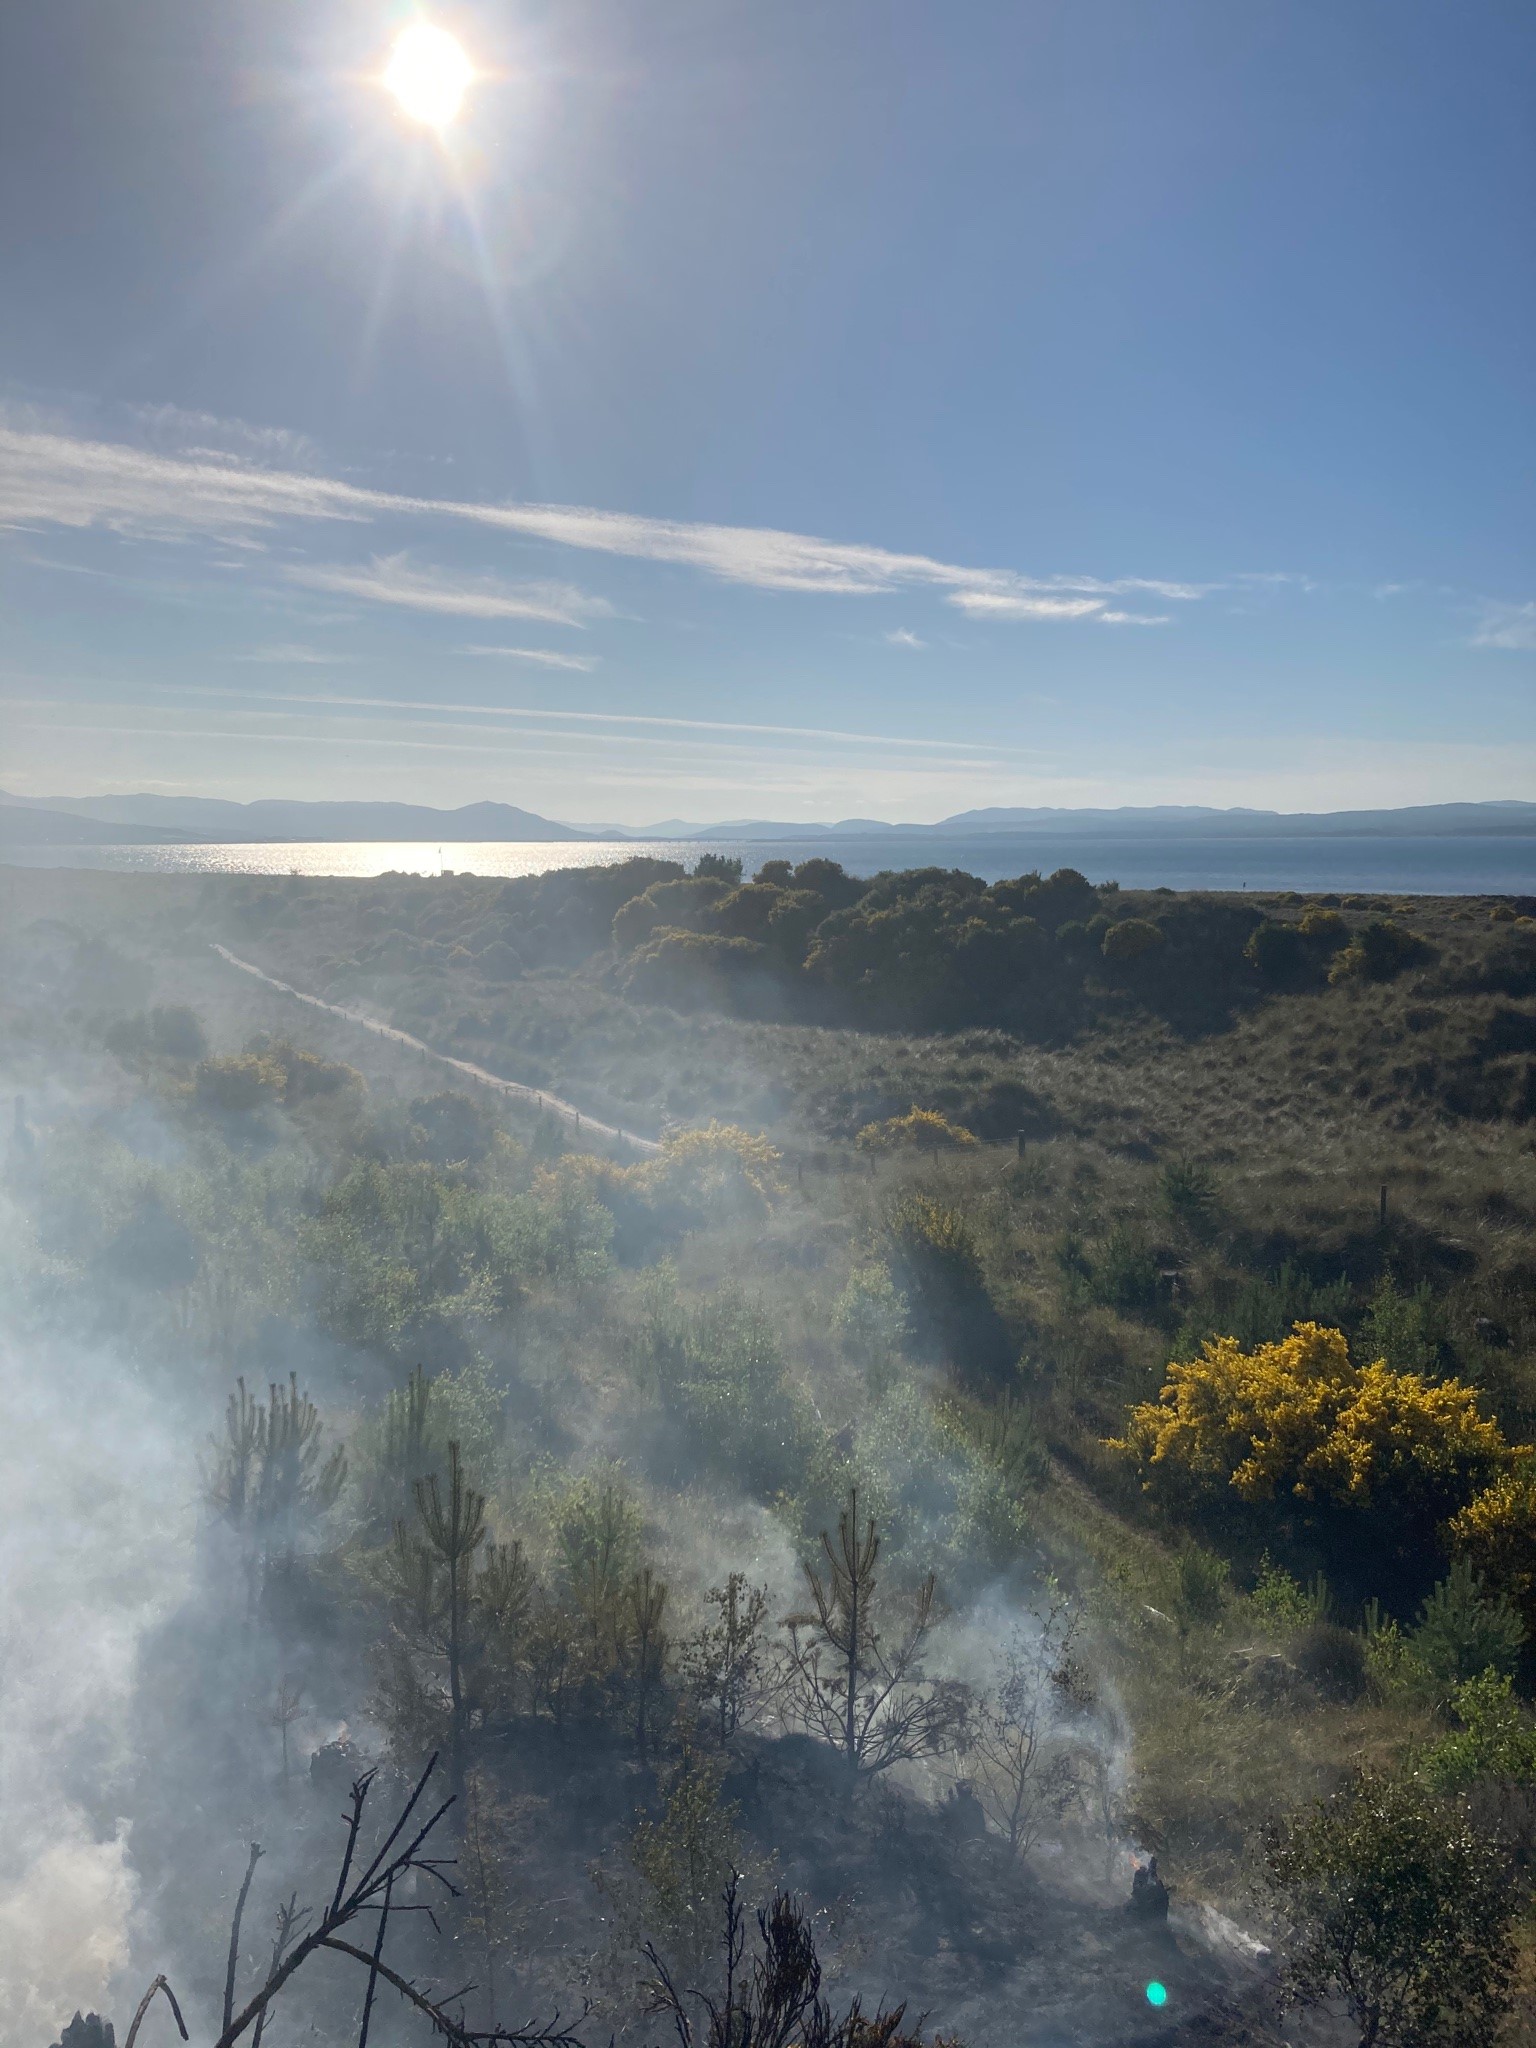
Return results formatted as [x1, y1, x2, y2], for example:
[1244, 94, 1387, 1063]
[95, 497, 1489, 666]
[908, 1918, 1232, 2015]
[1145, 1982, 1169, 2008]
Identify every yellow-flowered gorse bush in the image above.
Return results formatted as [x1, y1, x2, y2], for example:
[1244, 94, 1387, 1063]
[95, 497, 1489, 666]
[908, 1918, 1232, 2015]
[855, 1106, 978, 1152]
[1109, 1322, 1519, 1523]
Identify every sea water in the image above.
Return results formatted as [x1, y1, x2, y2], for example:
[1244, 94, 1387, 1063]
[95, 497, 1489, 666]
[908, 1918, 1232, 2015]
[3, 833, 1535, 894]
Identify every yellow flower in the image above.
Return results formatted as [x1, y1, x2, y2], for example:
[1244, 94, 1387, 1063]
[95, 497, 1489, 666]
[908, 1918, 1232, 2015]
[1448, 1460, 1536, 1626]
[1109, 1323, 1516, 1518]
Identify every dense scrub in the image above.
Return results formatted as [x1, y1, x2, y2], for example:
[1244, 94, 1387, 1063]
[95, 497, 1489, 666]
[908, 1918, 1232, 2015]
[4, 864, 1536, 2048]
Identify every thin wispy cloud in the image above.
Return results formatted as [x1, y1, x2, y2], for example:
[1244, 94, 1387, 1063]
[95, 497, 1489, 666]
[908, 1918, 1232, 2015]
[284, 553, 609, 625]
[1471, 600, 1536, 652]
[949, 593, 1104, 621]
[1231, 570, 1319, 592]
[0, 416, 1213, 623]
[11, 715, 1033, 782]
[885, 627, 927, 648]
[1099, 610, 1173, 627]
[126, 401, 321, 470]
[88, 683, 1042, 757]
[232, 643, 358, 665]
[0, 421, 371, 538]
[465, 645, 600, 671]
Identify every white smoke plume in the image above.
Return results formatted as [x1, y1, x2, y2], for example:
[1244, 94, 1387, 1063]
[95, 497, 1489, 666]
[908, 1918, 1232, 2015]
[0, 1331, 195, 2041]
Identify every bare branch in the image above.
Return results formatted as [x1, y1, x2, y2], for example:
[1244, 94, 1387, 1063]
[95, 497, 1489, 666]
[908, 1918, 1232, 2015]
[320, 1937, 590, 2045]
[330, 1771, 377, 1918]
[124, 1976, 189, 2048]
[223, 1843, 263, 2033]
[349, 1751, 446, 1901]
[356, 1871, 394, 2048]
[252, 1895, 306, 2048]
[122, 1754, 574, 2048]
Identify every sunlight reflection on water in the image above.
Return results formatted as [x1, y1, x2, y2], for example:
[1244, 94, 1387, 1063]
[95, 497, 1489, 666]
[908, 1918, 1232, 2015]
[2, 840, 690, 879]
[3, 835, 1534, 891]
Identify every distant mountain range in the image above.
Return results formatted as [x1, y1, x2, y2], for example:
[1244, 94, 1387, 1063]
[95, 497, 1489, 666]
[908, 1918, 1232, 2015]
[630, 802, 1536, 842]
[1, 790, 1533, 844]
[0, 792, 592, 843]
[0, 805, 198, 846]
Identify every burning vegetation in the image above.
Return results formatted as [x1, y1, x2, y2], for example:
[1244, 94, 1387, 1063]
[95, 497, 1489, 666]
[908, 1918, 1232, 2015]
[3, 861, 1536, 2048]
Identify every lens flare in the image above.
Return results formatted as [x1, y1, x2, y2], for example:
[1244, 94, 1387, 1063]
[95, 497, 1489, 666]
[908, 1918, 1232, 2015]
[1145, 1981, 1169, 2008]
[383, 23, 473, 128]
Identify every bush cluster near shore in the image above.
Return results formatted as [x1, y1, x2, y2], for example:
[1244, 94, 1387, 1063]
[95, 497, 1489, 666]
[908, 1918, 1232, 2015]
[242, 851, 1520, 1037]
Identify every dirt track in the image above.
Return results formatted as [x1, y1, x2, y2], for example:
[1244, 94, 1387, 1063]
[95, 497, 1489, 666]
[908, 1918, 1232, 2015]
[212, 942, 661, 1156]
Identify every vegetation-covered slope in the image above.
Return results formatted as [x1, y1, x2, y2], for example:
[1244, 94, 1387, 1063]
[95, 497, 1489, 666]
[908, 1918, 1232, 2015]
[3, 860, 1535, 2048]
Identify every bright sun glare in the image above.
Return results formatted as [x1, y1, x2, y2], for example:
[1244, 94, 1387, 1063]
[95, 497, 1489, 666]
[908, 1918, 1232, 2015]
[383, 23, 473, 129]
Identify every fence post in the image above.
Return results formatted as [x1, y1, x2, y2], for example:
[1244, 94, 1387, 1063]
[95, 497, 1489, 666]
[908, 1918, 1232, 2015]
[1379, 1184, 1388, 1227]
[1016, 1130, 1026, 1160]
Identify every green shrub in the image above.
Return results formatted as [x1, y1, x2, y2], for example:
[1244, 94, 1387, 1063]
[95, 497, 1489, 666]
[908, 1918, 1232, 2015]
[1360, 1273, 1437, 1377]
[1161, 1157, 1219, 1238]
[1174, 1544, 1230, 1627]
[1292, 1621, 1369, 1702]
[195, 1053, 285, 1113]
[611, 878, 729, 953]
[886, 1194, 1014, 1385]
[1421, 1673, 1536, 1792]
[477, 939, 523, 981]
[1264, 1769, 1522, 2048]
[306, 1158, 610, 1349]
[1244, 920, 1309, 982]
[408, 1091, 497, 1165]
[150, 1005, 208, 1059]
[620, 929, 767, 1010]
[855, 1380, 1033, 1582]
[1328, 918, 1432, 984]
[1089, 1228, 1162, 1318]
[1100, 918, 1165, 962]
[105, 1004, 210, 1063]
[1412, 1560, 1526, 1682]
[831, 1262, 911, 1377]
[1187, 1260, 1352, 1352]
[692, 853, 743, 884]
[1252, 1556, 1331, 1630]
[628, 1269, 820, 1498]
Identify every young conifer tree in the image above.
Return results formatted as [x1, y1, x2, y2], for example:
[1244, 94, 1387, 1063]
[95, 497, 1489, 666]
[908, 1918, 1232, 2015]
[205, 1374, 347, 1612]
[681, 1573, 773, 1743]
[369, 1362, 436, 1527]
[626, 1565, 670, 1754]
[399, 1440, 486, 1797]
[785, 1489, 963, 1775]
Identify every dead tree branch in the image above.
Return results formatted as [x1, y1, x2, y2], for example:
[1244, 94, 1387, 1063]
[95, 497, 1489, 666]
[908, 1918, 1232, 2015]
[120, 1753, 588, 2048]
[123, 1977, 189, 2048]
[223, 1843, 263, 2035]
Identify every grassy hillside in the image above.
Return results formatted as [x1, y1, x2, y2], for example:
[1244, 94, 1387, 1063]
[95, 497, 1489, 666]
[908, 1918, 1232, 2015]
[4, 859, 1536, 2045]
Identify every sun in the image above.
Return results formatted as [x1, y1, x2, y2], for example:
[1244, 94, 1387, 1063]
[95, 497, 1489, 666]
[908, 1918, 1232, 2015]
[383, 23, 474, 129]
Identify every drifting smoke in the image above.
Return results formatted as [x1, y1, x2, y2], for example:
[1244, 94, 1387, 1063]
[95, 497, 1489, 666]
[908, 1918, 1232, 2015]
[0, 874, 1306, 2048]
[0, 1328, 195, 2037]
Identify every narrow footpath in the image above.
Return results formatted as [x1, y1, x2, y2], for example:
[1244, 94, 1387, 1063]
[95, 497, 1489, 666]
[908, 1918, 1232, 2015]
[212, 942, 661, 1156]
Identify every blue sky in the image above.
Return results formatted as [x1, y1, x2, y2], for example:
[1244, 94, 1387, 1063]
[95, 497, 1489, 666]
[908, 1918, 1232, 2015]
[1, 0, 1532, 824]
